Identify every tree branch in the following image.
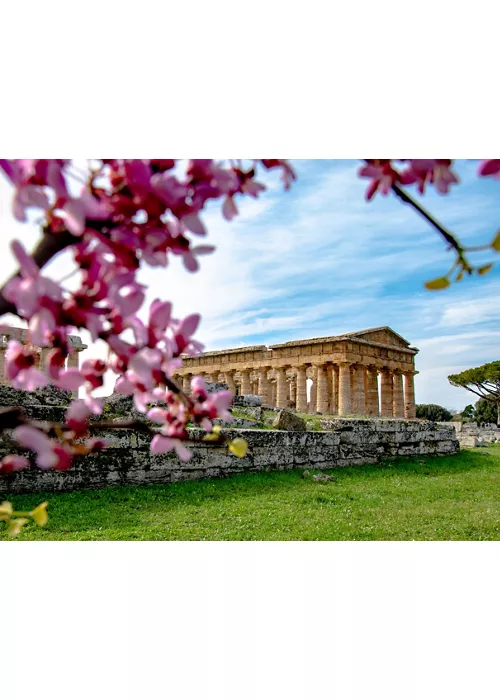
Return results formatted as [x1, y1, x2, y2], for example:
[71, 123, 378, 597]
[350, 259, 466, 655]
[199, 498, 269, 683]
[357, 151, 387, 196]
[390, 183, 464, 255]
[0, 230, 79, 317]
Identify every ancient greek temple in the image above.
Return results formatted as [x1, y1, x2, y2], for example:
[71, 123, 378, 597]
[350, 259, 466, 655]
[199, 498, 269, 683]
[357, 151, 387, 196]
[0, 326, 87, 384]
[175, 326, 418, 418]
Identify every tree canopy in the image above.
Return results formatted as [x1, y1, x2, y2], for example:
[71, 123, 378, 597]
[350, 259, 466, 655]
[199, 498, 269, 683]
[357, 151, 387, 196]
[448, 362, 500, 424]
[416, 404, 453, 422]
[473, 399, 498, 425]
[461, 404, 475, 419]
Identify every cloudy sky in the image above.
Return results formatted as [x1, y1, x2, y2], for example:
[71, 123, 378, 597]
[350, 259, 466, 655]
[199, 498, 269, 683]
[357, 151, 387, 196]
[1, 159, 499, 411]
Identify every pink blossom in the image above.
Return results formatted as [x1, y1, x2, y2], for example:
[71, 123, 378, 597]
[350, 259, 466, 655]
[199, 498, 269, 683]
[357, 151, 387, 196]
[14, 425, 73, 471]
[358, 161, 400, 200]
[222, 196, 238, 221]
[0, 159, 296, 470]
[150, 434, 192, 462]
[478, 160, 500, 179]
[66, 400, 91, 436]
[5, 340, 48, 391]
[54, 368, 86, 391]
[83, 394, 103, 415]
[0, 455, 30, 475]
[3, 242, 62, 333]
[400, 160, 459, 195]
[149, 300, 172, 332]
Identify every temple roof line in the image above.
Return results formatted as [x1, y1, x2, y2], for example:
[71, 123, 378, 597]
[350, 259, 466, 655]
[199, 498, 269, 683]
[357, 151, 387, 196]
[186, 326, 418, 358]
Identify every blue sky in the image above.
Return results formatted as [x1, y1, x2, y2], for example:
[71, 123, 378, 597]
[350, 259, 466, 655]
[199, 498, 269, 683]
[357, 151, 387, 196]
[1, 159, 499, 410]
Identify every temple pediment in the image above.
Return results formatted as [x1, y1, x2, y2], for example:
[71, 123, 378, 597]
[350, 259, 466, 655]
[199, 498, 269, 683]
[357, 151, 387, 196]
[346, 327, 412, 350]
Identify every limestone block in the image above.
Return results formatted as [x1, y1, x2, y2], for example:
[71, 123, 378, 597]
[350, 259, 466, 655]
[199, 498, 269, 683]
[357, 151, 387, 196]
[272, 409, 307, 432]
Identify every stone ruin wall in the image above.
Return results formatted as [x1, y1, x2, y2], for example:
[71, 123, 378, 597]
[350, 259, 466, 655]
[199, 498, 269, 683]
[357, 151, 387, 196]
[0, 418, 459, 495]
[0, 324, 464, 496]
[174, 326, 419, 419]
[439, 421, 500, 448]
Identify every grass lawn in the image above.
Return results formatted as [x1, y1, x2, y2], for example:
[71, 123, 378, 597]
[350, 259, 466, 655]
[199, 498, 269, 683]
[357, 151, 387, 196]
[2, 446, 500, 541]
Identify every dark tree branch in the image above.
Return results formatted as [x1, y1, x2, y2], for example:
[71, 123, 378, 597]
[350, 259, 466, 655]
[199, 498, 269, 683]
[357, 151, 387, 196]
[0, 230, 78, 317]
[390, 183, 464, 256]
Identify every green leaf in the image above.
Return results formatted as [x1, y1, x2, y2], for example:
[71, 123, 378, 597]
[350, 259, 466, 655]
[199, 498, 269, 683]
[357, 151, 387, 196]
[31, 501, 49, 527]
[228, 438, 248, 458]
[455, 271, 464, 282]
[425, 276, 450, 291]
[491, 230, 500, 251]
[0, 501, 13, 522]
[477, 264, 493, 276]
[7, 518, 29, 538]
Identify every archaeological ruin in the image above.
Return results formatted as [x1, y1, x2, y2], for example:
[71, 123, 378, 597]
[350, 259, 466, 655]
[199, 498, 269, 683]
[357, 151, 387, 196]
[0, 326, 87, 383]
[175, 326, 418, 418]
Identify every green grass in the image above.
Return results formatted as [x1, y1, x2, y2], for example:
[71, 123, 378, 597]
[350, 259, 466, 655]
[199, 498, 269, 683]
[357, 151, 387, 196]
[3, 446, 500, 541]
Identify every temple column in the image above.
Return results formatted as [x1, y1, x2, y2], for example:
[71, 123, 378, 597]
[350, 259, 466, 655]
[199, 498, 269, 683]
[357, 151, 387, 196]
[276, 367, 288, 409]
[309, 369, 317, 413]
[326, 365, 333, 414]
[393, 370, 405, 418]
[352, 364, 366, 415]
[225, 371, 236, 395]
[258, 367, 270, 405]
[404, 371, 417, 419]
[182, 375, 191, 392]
[380, 369, 394, 417]
[316, 364, 329, 414]
[67, 350, 79, 370]
[295, 366, 308, 412]
[338, 362, 352, 416]
[289, 375, 296, 405]
[270, 380, 277, 407]
[240, 369, 251, 395]
[330, 365, 339, 415]
[366, 366, 380, 416]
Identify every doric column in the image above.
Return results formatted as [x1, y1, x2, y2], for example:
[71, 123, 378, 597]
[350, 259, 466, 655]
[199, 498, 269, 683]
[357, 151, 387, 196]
[225, 371, 236, 395]
[393, 370, 405, 418]
[366, 366, 379, 416]
[258, 367, 270, 405]
[326, 365, 333, 414]
[330, 365, 339, 415]
[240, 369, 251, 395]
[289, 375, 296, 404]
[182, 374, 191, 392]
[270, 379, 277, 407]
[295, 366, 308, 412]
[338, 362, 352, 416]
[404, 371, 417, 419]
[67, 351, 79, 370]
[309, 369, 317, 414]
[316, 364, 329, 414]
[351, 364, 366, 415]
[276, 367, 288, 409]
[380, 369, 393, 417]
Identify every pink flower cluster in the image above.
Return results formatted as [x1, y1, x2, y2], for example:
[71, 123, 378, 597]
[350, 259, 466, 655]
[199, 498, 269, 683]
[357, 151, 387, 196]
[358, 159, 500, 201]
[0, 159, 295, 471]
[358, 160, 460, 200]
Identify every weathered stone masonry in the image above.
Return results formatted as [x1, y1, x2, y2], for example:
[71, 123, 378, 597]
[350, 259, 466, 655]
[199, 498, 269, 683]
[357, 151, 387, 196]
[0, 419, 458, 495]
[175, 326, 419, 418]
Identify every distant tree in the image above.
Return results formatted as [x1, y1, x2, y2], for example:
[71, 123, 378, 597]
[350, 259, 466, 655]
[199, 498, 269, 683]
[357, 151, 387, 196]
[448, 362, 500, 425]
[415, 404, 453, 421]
[473, 399, 498, 425]
[461, 404, 475, 420]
